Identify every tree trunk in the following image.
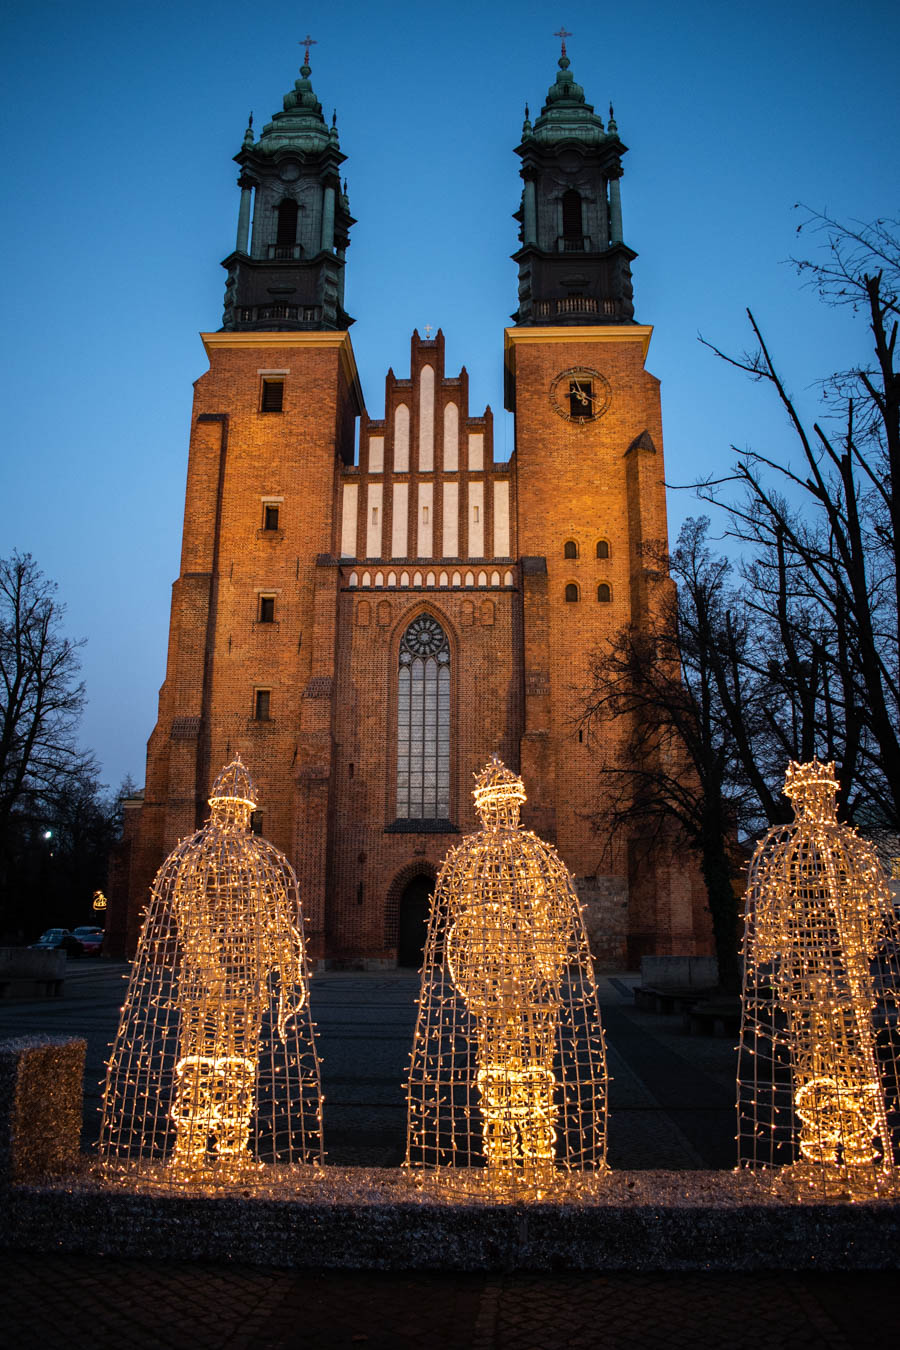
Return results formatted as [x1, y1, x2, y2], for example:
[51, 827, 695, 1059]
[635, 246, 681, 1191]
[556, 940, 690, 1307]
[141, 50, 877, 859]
[700, 821, 742, 994]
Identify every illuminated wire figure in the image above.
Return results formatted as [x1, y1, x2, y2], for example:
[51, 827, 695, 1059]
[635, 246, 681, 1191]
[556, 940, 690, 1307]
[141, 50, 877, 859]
[406, 757, 608, 1200]
[738, 759, 900, 1197]
[99, 758, 323, 1187]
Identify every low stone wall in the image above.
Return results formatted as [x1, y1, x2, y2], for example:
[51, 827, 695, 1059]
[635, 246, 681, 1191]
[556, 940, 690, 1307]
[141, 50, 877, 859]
[0, 948, 66, 998]
[2, 1034, 899, 1273]
[4, 1167, 899, 1271]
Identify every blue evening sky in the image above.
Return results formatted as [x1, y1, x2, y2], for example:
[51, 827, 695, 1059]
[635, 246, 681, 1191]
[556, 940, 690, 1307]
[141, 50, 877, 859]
[1, 0, 897, 793]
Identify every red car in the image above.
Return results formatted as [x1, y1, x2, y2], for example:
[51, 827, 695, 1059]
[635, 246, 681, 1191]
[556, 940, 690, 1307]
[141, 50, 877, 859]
[72, 926, 105, 955]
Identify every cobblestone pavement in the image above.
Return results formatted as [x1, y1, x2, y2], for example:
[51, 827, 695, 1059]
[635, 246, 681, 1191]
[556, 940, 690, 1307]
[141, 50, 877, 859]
[2, 965, 891, 1348]
[2, 1254, 899, 1349]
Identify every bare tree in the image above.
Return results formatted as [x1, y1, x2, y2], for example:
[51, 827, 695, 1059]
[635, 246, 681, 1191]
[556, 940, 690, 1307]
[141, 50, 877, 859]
[581, 520, 760, 992]
[581, 214, 898, 987]
[0, 552, 96, 845]
[699, 211, 900, 825]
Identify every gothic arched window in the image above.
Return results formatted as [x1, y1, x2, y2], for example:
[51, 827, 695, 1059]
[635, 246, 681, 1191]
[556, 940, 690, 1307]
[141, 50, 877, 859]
[562, 190, 583, 243]
[397, 615, 450, 821]
[276, 199, 298, 246]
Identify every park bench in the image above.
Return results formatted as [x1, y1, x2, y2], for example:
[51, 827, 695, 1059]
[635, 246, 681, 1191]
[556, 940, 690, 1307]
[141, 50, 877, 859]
[683, 998, 742, 1039]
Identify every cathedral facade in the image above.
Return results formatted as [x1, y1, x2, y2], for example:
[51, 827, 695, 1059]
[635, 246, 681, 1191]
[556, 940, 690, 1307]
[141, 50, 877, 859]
[108, 47, 712, 967]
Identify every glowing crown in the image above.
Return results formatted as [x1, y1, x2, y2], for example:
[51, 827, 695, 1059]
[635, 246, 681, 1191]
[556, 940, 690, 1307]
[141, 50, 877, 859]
[209, 756, 257, 810]
[783, 758, 839, 801]
[473, 755, 527, 814]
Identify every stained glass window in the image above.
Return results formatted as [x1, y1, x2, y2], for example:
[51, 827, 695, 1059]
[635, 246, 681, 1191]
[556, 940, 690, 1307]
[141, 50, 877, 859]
[397, 615, 450, 820]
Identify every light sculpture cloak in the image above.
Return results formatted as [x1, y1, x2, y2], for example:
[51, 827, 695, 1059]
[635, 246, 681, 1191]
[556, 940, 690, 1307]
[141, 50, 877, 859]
[406, 757, 608, 1200]
[738, 759, 900, 1196]
[99, 758, 322, 1187]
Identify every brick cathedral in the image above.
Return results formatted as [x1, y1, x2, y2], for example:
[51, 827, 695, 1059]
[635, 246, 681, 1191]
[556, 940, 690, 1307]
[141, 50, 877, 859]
[108, 45, 712, 967]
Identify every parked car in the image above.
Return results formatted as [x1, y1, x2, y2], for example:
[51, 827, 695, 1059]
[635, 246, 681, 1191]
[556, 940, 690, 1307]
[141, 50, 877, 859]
[29, 928, 84, 957]
[72, 926, 104, 955]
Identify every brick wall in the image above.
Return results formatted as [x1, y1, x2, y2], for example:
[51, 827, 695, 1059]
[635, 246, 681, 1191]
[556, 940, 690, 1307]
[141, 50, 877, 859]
[111, 324, 712, 967]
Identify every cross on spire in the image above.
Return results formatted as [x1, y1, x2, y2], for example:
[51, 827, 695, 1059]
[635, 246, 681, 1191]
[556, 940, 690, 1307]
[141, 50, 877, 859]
[553, 26, 572, 58]
[299, 33, 317, 65]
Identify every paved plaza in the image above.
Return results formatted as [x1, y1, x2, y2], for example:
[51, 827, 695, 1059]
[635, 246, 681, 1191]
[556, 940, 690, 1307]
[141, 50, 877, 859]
[0, 962, 733, 1168]
[1, 962, 897, 1347]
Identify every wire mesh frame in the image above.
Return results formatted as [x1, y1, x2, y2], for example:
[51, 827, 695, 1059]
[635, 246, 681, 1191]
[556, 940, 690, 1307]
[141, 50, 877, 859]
[737, 760, 900, 1199]
[405, 759, 608, 1202]
[98, 765, 323, 1191]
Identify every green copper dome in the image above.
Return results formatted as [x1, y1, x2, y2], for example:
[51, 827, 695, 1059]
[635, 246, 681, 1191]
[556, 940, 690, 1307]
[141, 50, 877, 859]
[246, 62, 339, 156]
[527, 54, 608, 147]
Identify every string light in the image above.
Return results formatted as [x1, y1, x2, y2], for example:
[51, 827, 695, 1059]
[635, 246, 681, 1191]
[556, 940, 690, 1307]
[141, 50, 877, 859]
[406, 756, 608, 1201]
[98, 758, 323, 1189]
[738, 759, 900, 1199]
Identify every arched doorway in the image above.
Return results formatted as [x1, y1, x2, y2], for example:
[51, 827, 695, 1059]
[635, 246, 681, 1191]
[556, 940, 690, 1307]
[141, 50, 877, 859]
[397, 874, 433, 968]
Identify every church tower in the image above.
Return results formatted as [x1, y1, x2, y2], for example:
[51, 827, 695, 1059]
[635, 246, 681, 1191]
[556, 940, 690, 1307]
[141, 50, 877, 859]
[222, 41, 354, 332]
[511, 38, 634, 327]
[109, 44, 711, 969]
[110, 54, 363, 960]
[507, 40, 706, 963]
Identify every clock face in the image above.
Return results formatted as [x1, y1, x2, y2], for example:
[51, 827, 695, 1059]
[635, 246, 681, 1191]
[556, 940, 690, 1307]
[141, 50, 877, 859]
[550, 367, 612, 423]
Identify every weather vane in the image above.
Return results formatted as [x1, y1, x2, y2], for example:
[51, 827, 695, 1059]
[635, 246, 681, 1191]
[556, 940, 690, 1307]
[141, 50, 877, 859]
[553, 26, 572, 57]
[299, 33, 317, 65]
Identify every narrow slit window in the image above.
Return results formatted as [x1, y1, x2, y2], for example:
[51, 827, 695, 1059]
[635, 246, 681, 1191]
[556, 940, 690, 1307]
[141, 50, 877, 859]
[263, 503, 280, 531]
[258, 595, 276, 623]
[254, 689, 271, 720]
[260, 379, 284, 413]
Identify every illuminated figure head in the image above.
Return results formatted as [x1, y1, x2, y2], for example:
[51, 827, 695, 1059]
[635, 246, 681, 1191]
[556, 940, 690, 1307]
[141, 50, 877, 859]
[208, 757, 256, 825]
[738, 759, 900, 1198]
[473, 755, 527, 827]
[406, 757, 608, 1201]
[783, 758, 839, 822]
[99, 757, 323, 1189]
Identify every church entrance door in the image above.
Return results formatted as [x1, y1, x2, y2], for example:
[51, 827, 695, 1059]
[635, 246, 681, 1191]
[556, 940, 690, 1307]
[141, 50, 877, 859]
[397, 875, 433, 967]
